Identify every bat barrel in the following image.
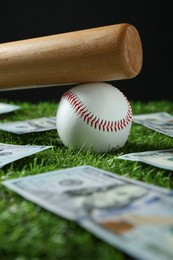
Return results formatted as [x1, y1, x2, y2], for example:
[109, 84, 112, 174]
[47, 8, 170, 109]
[0, 23, 143, 90]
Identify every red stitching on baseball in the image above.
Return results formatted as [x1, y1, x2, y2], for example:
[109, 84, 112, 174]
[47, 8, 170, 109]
[63, 90, 132, 132]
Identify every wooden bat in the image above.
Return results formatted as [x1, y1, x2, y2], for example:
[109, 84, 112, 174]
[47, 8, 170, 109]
[0, 23, 143, 91]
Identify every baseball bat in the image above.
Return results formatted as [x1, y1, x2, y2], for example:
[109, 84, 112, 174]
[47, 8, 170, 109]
[0, 23, 143, 91]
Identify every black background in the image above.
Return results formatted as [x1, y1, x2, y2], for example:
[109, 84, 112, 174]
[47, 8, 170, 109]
[0, 1, 172, 103]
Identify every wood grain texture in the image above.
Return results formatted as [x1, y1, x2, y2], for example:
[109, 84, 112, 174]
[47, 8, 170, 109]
[0, 23, 143, 90]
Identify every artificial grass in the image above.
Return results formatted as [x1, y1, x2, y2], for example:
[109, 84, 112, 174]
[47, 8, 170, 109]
[0, 99, 173, 260]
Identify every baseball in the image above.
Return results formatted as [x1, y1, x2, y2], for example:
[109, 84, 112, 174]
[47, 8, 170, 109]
[56, 82, 132, 153]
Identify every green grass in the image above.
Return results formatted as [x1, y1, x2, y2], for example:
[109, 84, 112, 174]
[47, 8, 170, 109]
[1, 99, 173, 260]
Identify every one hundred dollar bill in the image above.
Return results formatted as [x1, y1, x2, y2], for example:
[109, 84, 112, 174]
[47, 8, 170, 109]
[0, 117, 56, 134]
[117, 149, 173, 171]
[133, 112, 173, 137]
[0, 143, 52, 167]
[0, 102, 20, 115]
[3, 165, 173, 260]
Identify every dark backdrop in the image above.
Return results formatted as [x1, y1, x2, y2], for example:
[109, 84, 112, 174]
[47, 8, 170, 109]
[0, 1, 172, 103]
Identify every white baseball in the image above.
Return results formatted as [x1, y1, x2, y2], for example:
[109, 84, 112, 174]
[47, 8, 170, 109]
[56, 82, 132, 153]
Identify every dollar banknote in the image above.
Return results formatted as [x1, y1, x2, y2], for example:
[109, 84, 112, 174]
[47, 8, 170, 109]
[0, 102, 20, 115]
[3, 165, 173, 260]
[0, 117, 56, 134]
[133, 112, 173, 137]
[118, 149, 173, 171]
[0, 143, 52, 167]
